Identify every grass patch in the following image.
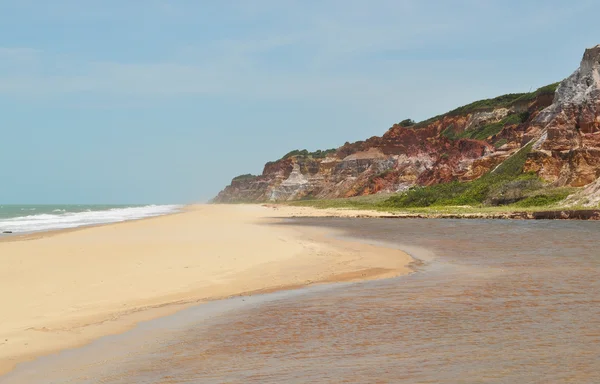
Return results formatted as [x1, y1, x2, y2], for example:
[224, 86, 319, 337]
[511, 188, 573, 207]
[383, 143, 538, 208]
[510, 82, 560, 103]
[445, 111, 529, 141]
[232, 174, 258, 182]
[441, 124, 457, 139]
[284, 191, 575, 215]
[288, 193, 394, 210]
[281, 148, 336, 160]
[468, 121, 505, 140]
[398, 119, 415, 127]
[412, 83, 558, 129]
[494, 138, 508, 148]
[446, 94, 526, 117]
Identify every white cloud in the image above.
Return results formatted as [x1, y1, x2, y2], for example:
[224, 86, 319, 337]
[0, 0, 596, 120]
[0, 2, 461, 101]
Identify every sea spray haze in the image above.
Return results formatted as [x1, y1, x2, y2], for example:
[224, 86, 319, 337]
[0, 205, 181, 233]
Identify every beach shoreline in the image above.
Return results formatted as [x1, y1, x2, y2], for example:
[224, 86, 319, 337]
[0, 205, 188, 242]
[0, 204, 414, 376]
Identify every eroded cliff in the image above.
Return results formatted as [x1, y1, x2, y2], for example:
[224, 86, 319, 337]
[215, 45, 600, 205]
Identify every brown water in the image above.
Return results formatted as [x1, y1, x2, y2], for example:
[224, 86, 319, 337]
[3, 219, 600, 383]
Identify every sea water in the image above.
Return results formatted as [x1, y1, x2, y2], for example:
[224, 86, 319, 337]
[0, 204, 182, 233]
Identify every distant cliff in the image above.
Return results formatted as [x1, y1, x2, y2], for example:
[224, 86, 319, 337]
[214, 45, 600, 206]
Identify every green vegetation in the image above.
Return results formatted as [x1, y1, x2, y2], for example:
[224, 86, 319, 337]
[494, 138, 508, 148]
[466, 121, 505, 140]
[511, 189, 573, 207]
[503, 112, 529, 125]
[446, 83, 558, 116]
[442, 112, 529, 141]
[440, 124, 456, 139]
[398, 118, 415, 127]
[413, 83, 559, 129]
[232, 174, 257, 181]
[286, 189, 575, 214]
[382, 142, 573, 209]
[511, 82, 560, 103]
[288, 193, 394, 211]
[281, 148, 337, 160]
[446, 94, 527, 117]
[385, 143, 535, 207]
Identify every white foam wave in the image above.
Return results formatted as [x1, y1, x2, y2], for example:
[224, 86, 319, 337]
[0, 205, 182, 233]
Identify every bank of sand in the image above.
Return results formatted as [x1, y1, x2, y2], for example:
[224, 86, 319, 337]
[0, 204, 413, 375]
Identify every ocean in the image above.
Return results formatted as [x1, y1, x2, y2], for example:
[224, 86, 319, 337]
[0, 204, 182, 234]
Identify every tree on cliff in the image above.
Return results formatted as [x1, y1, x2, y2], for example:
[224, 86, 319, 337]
[398, 119, 415, 127]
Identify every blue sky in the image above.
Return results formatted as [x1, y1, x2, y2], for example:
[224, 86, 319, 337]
[0, 0, 598, 203]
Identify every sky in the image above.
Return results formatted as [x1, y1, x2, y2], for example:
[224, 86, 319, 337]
[0, 0, 599, 204]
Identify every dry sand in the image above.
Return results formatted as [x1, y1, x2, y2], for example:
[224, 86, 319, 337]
[0, 204, 413, 375]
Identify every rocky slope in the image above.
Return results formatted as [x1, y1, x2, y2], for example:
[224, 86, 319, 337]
[215, 45, 600, 204]
[525, 45, 600, 187]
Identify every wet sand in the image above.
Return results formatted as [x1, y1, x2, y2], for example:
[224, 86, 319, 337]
[0, 205, 413, 376]
[4, 217, 599, 383]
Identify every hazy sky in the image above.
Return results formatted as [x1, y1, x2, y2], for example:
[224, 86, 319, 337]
[1, 0, 598, 204]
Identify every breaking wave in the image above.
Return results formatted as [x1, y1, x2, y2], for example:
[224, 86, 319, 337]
[0, 205, 182, 233]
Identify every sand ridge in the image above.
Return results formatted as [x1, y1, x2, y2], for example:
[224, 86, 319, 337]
[0, 204, 413, 375]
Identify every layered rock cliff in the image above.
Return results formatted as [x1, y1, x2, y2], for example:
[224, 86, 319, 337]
[215, 45, 600, 204]
[525, 44, 600, 187]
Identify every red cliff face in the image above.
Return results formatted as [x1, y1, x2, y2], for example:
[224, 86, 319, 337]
[214, 46, 600, 203]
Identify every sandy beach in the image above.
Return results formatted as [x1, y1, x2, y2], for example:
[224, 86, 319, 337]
[0, 204, 413, 375]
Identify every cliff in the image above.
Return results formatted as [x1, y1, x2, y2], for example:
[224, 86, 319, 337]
[214, 45, 600, 206]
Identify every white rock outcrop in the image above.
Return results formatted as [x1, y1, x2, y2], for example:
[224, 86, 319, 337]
[537, 44, 600, 126]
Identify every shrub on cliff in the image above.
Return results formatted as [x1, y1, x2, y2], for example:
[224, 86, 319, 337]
[232, 174, 257, 182]
[512, 82, 560, 103]
[414, 83, 558, 129]
[384, 143, 537, 208]
[281, 148, 336, 160]
[512, 189, 572, 207]
[398, 119, 415, 127]
[443, 112, 530, 141]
